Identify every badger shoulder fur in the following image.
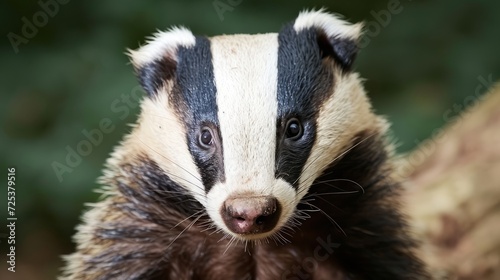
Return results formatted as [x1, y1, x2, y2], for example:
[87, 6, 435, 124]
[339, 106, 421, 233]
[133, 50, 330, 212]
[61, 10, 430, 280]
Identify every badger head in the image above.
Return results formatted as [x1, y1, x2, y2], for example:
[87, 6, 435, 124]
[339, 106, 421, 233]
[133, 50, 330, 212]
[126, 10, 386, 242]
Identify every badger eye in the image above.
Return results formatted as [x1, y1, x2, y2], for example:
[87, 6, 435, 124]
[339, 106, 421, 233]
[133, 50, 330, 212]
[285, 118, 303, 140]
[199, 127, 214, 148]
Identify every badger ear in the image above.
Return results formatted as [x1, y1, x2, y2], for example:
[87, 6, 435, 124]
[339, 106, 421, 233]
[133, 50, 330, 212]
[293, 9, 363, 71]
[127, 27, 196, 97]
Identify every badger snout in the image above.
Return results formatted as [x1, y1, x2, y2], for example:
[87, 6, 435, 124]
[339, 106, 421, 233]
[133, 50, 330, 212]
[221, 195, 281, 235]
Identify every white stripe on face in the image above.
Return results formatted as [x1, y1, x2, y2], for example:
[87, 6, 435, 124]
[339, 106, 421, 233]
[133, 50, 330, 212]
[213, 34, 278, 189]
[206, 34, 296, 238]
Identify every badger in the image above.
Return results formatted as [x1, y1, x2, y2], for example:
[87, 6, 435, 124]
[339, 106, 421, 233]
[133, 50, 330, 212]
[61, 10, 430, 280]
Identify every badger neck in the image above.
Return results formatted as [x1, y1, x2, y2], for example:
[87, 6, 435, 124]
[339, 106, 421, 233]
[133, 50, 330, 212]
[96, 129, 421, 279]
[292, 130, 422, 279]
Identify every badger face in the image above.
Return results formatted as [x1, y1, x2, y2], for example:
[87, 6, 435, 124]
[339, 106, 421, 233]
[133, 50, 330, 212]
[129, 10, 381, 241]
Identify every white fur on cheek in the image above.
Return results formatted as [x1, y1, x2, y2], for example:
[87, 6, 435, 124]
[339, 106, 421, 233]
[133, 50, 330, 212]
[129, 92, 206, 206]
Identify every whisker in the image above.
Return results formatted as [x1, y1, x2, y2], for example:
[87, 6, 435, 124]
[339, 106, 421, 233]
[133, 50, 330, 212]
[165, 213, 203, 251]
[296, 133, 376, 192]
[313, 178, 365, 194]
[292, 133, 344, 186]
[156, 171, 202, 191]
[223, 236, 237, 255]
[137, 138, 204, 188]
[308, 190, 359, 196]
[170, 209, 205, 230]
[302, 202, 346, 236]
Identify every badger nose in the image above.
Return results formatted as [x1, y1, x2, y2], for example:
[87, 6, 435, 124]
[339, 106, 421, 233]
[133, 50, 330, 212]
[221, 196, 281, 235]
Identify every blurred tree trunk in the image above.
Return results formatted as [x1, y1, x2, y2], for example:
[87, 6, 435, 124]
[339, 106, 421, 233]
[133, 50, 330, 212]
[399, 84, 500, 279]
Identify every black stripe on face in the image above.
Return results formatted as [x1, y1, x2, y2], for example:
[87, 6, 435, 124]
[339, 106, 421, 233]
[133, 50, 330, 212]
[116, 155, 205, 221]
[275, 24, 335, 189]
[171, 36, 225, 193]
[137, 56, 177, 97]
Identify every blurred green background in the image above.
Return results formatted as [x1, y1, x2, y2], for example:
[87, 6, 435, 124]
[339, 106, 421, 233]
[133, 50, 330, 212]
[1, 0, 499, 279]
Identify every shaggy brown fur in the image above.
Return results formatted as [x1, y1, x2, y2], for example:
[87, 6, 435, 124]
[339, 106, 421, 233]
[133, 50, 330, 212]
[61, 130, 429, 279]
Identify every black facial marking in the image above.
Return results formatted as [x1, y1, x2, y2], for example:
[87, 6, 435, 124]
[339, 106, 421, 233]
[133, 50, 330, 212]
[275, 23, 335, 188]
[137, 56, 177, 97]
[92, 156, 205, 279]
[297, 131, 429, 279]
[317, 31, 358, 71]
[170, 36, 225, 193]
[116, 156, 204, 221]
